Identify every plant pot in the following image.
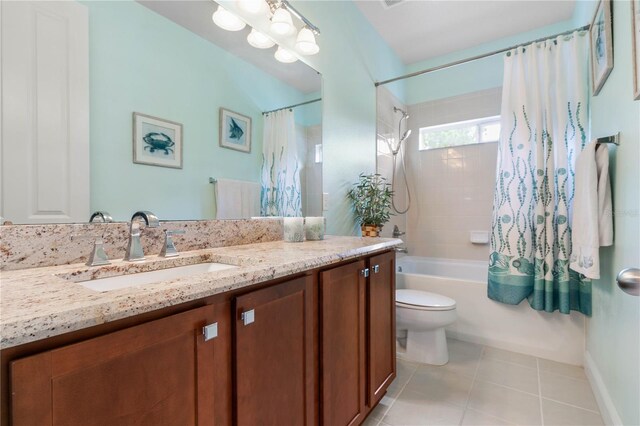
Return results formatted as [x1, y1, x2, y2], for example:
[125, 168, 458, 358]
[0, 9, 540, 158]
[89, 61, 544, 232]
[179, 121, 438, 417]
[361, 224, 382, 237]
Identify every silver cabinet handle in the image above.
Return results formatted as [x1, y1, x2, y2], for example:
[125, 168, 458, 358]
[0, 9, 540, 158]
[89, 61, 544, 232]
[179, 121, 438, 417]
[241, 309, 255, 326]
[360, 268, 370, 278]
[202, 322, 218, 341]
[373, 264, 380, 274]
[617, 268, 640, 296]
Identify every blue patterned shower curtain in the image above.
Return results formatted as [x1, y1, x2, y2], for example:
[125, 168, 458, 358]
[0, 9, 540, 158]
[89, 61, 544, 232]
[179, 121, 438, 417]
[260, 109, 302, 217]
[489, 31, 592, 315]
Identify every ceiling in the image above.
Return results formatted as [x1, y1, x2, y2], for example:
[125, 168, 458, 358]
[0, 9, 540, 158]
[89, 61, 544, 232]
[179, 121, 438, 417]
[354, 0, 576, 65]
[138, 1, 321, 94]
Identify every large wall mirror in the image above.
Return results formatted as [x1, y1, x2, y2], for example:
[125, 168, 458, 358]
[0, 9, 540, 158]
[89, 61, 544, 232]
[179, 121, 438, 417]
[0, 0, 322, 224]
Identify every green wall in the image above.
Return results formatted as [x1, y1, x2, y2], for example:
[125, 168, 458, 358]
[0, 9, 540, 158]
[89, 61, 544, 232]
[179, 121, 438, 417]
[403, 19, 576, 105]
[291, 1, 406, 235]
[88, 1, 309, 221]
[584, 1, 640, 425]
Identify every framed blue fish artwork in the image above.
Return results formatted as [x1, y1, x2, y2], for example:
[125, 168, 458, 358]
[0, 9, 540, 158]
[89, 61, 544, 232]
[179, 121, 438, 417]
[219, 108, 252, 153]
[590, 0, 613, 96]
[133, 112, 183, 169]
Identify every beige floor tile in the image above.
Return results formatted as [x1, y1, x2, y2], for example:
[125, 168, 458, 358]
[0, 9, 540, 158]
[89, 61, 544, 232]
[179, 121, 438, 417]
[538, 359, 587, 380]
[461, 408, 514, 425]
[541, 399, 604, 426]
[383, 389, 465, 425]
[482, 346, 538, 369]
[539, 371, 599, 412]
[476, 358, 539, 394]
[448, 338, 484, 357]
[369, 395, 396, 421]
[404, 366, 474, 408]
[361, 414, 381, 426]
[439, 340, 483, 377]
[467, 381, 542, 425]
[387, 359, 419, 398]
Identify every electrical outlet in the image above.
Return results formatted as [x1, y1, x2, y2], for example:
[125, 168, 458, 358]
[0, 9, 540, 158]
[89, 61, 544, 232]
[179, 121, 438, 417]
[322, 193, 329, 211]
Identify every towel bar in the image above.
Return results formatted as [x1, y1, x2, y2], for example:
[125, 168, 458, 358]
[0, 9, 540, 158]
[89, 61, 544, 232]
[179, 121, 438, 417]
[209, 177, 217, 184]
[596, 133, 620, 146]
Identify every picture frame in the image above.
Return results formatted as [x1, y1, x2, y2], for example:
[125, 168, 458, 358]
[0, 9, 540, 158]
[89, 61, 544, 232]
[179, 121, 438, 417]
[133, 112, 183, 169]
[590, 0, 614, 96]
[219, 108, 252, 153]
[632, 0, 640, 100]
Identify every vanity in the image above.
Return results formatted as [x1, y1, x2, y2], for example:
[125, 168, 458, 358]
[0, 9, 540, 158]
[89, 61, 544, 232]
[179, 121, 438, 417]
[0, 231, 400, 426]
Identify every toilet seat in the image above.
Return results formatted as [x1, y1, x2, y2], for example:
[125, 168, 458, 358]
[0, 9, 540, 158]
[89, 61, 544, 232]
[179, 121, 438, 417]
[396, 289, 456, 311]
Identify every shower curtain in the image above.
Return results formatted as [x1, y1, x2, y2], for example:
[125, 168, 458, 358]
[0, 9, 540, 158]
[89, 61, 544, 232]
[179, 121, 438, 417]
[260, 109, 302, 217]
[488, 31, 592, 315]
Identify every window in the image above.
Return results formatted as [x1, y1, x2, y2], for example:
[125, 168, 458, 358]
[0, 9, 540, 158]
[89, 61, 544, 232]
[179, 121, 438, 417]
[419, 116, 501, 151]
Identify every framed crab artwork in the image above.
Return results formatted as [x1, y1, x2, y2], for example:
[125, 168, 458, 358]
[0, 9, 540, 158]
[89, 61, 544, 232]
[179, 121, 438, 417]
[219, 108, 251, 153]
[133, 112, 183, 169]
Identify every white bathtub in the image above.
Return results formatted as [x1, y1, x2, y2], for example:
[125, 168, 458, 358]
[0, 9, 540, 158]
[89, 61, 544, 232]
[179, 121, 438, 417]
[396, 256, 585, 365]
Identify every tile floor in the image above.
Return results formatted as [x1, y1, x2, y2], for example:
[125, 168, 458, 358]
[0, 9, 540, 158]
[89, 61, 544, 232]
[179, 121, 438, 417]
[364, 339, 604, 426]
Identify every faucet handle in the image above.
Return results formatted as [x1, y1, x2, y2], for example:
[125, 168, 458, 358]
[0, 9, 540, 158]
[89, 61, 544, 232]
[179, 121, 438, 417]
[160, 229, 186, 258]
[71, 235, 110, 266]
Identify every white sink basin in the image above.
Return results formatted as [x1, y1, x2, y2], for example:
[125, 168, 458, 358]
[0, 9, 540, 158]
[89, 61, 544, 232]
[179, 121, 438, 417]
[80, 262, 238, 292]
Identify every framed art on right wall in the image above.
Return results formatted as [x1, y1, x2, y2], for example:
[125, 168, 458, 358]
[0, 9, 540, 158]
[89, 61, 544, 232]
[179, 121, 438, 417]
[632, 0, 640, 100]
[590, 0, 614, 96]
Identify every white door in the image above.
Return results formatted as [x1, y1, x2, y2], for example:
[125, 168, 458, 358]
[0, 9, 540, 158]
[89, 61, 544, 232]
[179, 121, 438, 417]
[1, 1, 89, 224]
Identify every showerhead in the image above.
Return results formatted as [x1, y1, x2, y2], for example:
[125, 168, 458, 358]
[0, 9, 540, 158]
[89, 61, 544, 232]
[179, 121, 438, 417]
[394, 106, 409, 119]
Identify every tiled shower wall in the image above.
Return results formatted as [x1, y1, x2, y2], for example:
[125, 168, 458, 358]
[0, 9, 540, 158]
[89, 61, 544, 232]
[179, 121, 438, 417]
[376, 87, 408, 241]
[405, 88, 502, 261]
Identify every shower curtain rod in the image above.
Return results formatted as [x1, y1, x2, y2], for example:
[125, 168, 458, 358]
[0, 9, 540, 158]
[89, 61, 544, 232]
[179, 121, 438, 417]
[375, 24, 590, 87]
[262, 98, 322, 115]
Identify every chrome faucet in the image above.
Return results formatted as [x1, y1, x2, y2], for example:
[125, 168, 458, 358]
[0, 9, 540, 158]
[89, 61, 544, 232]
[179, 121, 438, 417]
[124, 211, 160, 261]
[89, 211, 114, 223]
[392, 225, 406, 238]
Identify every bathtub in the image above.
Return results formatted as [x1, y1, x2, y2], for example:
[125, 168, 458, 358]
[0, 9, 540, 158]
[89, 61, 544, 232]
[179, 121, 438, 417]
[396, 256, 585, 365]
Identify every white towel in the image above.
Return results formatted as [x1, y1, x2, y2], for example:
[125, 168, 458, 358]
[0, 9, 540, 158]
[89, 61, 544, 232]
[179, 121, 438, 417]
[215, 178, 261, 219]
[570, 141, 613, 279]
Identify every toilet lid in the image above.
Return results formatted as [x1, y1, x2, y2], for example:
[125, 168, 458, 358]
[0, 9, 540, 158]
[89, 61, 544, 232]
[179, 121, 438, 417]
[396, 289, 456, 311]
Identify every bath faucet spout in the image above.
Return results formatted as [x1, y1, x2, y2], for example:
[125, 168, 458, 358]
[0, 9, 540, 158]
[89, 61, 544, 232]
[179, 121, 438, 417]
[124, 211, 160, 261]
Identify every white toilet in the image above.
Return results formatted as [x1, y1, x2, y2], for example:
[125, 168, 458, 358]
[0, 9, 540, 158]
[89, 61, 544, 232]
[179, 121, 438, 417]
[396, 289, 457, 365]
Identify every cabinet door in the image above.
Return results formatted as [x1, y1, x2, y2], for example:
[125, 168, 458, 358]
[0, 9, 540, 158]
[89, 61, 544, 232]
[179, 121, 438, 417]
[320, 260, 366, 426]
[10, 304, 228, 426]
[234, 276, 315, 426]
[368, 251, 396, 406]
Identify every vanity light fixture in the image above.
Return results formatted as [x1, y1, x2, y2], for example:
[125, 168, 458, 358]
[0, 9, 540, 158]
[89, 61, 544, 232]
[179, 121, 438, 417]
[247, 28, 275, 49]
[274, 46, 297, 63]
[270, 6, 294, 36]
[295, 27, 319, 55]
[237, 0, 267, 14]
[212, 5, 246, 31]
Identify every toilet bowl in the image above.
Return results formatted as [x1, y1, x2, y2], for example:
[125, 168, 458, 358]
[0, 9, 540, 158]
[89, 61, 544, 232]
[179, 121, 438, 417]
[396, 289, 457, 365]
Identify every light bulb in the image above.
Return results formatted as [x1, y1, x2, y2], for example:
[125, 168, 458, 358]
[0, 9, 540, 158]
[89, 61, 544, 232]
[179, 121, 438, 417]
[247, 29, 275, 49]
[274, 46, 297, 63]
[270, 8, 293, 35]
[212, 5, 246, 32]
[237, 0, 267, 14]
[295, 27, 319, 55]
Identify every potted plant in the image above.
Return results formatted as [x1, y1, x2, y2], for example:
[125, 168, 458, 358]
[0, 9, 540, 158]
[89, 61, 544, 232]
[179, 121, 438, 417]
[347, 173, 394, 237]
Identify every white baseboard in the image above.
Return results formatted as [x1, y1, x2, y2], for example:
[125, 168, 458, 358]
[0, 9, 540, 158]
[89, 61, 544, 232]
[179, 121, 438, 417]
[446, 329, 583, 365]
[584, 350, 623, 426]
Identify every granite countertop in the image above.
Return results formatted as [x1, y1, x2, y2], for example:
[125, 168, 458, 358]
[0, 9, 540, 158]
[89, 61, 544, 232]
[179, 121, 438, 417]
[0, 236, 401, 349]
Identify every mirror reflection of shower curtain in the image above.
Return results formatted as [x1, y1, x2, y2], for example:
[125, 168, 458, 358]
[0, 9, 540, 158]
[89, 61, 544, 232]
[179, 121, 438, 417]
[260, 109, 302, 217]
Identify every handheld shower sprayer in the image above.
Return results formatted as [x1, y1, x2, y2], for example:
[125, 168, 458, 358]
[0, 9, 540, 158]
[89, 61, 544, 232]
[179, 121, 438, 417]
[389, 106, 412, 215]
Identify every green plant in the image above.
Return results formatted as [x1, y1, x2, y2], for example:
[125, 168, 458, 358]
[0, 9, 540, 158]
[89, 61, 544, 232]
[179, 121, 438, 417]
[347, 173, 394, 227]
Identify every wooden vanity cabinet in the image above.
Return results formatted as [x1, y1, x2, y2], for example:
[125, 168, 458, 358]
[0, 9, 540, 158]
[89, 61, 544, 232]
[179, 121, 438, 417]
[367, 251, 397, 408]
[319, 252, 397, 426]
[5, 250, 395, 426]
[233, 275, 316, 426]
[9, 303, 231, 426]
